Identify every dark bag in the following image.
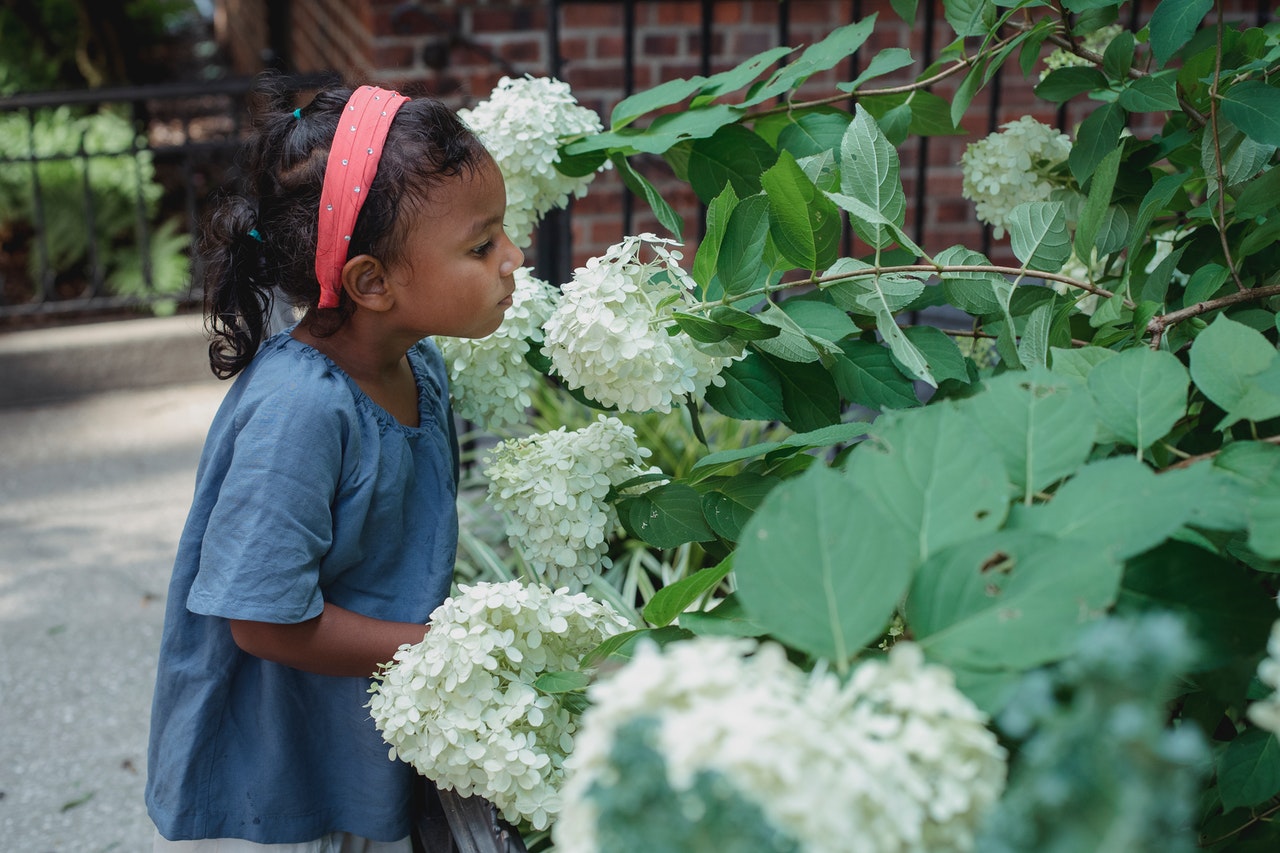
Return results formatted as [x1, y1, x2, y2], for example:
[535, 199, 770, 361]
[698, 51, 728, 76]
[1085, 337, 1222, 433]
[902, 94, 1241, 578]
[411, 777, 528, 853]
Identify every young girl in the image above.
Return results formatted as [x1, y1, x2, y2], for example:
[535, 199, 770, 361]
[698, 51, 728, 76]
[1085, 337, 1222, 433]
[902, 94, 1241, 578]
[146, 79, 523, 851]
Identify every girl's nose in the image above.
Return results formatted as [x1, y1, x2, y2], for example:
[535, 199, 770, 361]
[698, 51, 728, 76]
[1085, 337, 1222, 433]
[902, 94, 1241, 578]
[500, 237, 524, 277]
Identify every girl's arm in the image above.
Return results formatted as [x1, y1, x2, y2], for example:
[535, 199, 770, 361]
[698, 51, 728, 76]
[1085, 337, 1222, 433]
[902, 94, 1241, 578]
[229, 603, 428, 677]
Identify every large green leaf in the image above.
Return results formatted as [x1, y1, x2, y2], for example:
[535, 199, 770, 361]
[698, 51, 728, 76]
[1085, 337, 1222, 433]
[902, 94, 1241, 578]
[702, 473, 777, 542]
[1222, 80, 1280, 150]
[716, 193, 772, 297]
[1188, 314, 1280, 429]
[692, 183, 738, 293]
[687, 124, 778, 202]
[643, 558, 736, 627]
[837, 105, 907, 249]
[1117, 70, 1181, 112]
[734, 464, 916, 662]
[761, 353, 843, 432]
[1074, 144, 1123, 262]
[1118, 541, 1275, 671]
[1148, 0, 1214, 68]
[1068, 103, 1127, 184]
[1007, 201, 1072, 273]
[609, 153, 684, 237]
[1215, 441, 1280, 559]
[761, 150, 841, 272]
[741, 18, 878, 106]
[838, 47, 916, 93]
[704, 352, 787, 421]
[936, 245, 1014, 316]
[620, 482, 716, 549]
[961, 368, 1096, 501]
[833, 339, 921, 411]
[1018, 456, 1203, 560]
[567, 103, 742, 156]
[900, 325, 970, 385]
[844, 404, 1010, 565]
[1086, 347, 1189, 450]
[908, 530, 1122, 670]
[1217, 731, 1280, 811]
[824, 257, 925, 317]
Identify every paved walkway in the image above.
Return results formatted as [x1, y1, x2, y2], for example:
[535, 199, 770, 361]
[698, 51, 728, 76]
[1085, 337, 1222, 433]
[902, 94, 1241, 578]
[0, 316, 226, 852]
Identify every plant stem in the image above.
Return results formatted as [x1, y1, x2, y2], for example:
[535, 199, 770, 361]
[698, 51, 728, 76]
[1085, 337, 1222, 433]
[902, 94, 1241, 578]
[1163, 434, 1280, 471]
[1146, 284, 1280, 340]
[1207, 4, 1248, 292]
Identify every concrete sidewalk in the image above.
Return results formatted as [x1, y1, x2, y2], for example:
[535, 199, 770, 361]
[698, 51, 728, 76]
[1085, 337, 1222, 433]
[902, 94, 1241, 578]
[0, 316, 227, 851]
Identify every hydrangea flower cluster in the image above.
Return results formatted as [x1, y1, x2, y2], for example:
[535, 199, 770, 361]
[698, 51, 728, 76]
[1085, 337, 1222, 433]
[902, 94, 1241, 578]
[436, 267, 559, 430]
[554, 638, 1007, 853]
[1248, 615, 1280, 734]
[1040, 25, 1124, 81]
[482, 415, 655, 589]
[960, 116, 1072, 238]
[458, 75, 605, 247]
[367, 580, 633, 831]
[542, 234, 734, 413]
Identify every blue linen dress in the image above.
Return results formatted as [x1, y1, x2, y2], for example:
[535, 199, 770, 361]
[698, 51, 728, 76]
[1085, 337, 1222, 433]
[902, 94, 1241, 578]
[146, 333, 459, 843]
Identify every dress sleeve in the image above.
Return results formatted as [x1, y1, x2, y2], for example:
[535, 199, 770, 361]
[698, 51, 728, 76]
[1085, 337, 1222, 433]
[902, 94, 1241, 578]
[186, 374, 350, 624]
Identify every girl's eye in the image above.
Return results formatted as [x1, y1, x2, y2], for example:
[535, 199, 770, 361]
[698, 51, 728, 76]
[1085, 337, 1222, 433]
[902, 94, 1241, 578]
[471, 241, 494, 257]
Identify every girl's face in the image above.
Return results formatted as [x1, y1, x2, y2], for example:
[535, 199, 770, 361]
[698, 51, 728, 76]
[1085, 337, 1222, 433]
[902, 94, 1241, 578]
[386, 155, 523, 340]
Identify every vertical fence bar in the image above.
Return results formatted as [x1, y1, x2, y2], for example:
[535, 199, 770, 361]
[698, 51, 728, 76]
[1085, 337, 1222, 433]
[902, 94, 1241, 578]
[24, 108, 54, 305]
[78, 132, 103, 298]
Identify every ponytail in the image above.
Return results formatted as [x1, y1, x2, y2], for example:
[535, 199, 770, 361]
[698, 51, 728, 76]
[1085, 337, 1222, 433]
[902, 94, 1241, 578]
[203, 198, 270, 379]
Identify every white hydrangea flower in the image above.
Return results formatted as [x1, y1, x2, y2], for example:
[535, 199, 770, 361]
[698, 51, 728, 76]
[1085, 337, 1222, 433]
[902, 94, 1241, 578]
[458, 75, 605, 247]
[437, 267, 559, 431]
[1040, 25, 1125, 81]
[1248, 616, 1280, 734]
[555, 638, 1007, 853]
[483, 415, 655, 589]
[542, 234, 735, 414]
[961, 116, 1072, 238]
[367, 580, 633, 831]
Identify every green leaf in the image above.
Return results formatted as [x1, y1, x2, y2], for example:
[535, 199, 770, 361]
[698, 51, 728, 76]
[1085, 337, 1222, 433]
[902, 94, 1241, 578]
[1102, 29, 1135, 80]
[1117, 71, 1181, 112]
[687, 124, 778, 203]
[779, 297, 859, 343]
[845, 404, 1011, 565]
[1118, 541, 1276, 671]
[643, 558, 736, 627]
[707, 306, 779, 340]
[1216, 441, 1280, 559]
[1035, 66, 1110, 103]
[762, 150, 841, 272]
[609, 153, 684, 236]
[532, 670, 590, 694]
[961, 368, 1096, 500]
[580, 626, 695, 669]
[742, 18, 878, 106]
[611, 77, 708, 129]
[833, 339, 921, 411]
[1181, 263, 1230, 308]
[1086, 347, 1189, 450]
[1074, 144, 1123, 263]
[1007, 201, 1072, 273]
[734, 464, 916, 662]
[908, 531, 1122, 670]
[900, 325, 970, 385]
[762, 353, 842, 432]
[1218, 731, 1280, 811]
[677, 592, 768, 638]
[937, 245, 1014, 316]
[1049, 345, 1116, 382]
[1221, 80, 1280, 148]
[692, 183, 738, 293]
[1069, 102, 1127, 184]
[620, 482, 716, 549]
[568, 103, 743, 156]
[702, 473, 776, 542]
[1189, 314, 1280, 429]
[1019, 456, 1202, 560]
[716, 193, 771, 297]
[825, 257, 925, 316]
[1148, 0, 1213, 67]
[776, 112, 851, 162]
[838, 47, 916, 93]
[705, 352, 787, 422]
[698, 46, 795, 101]
[1235, 165, 1280, 219]
[944, 0, 996, 38]
[1016, 299, 1056, 370]
[837, 105, 908, 249]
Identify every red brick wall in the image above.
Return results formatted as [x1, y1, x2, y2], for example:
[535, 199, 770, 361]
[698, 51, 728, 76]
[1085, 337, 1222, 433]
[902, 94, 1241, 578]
[213, 0, 1261, 274]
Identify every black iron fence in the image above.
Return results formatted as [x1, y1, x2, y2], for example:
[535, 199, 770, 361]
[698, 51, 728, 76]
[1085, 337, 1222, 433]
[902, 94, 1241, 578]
[0, 74, 333, 326]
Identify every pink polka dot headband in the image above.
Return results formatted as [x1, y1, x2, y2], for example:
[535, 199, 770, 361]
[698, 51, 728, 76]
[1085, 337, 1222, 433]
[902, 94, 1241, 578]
[314, 85, 410, 309]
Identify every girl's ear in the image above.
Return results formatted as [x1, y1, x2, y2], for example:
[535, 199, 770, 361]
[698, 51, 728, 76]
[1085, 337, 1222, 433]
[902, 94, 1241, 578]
[339, 255, 394, 312]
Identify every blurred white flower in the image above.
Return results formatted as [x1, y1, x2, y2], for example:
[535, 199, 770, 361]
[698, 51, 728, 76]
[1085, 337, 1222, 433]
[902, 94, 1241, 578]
[961, 117, 1072, 238]
[437, 267, 559, 431]
[367, 580, 633, 831]
[542, 234, 734, 414]
[1040, 25, 1125, 81]
[458, 75, 605, 248]
[1248, 617, 1280, 734]
[483, 415, 655, 589]
[555, 638, 1006, 853]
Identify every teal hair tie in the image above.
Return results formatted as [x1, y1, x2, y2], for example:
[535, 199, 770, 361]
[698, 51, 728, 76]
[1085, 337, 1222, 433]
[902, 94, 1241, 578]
[293, 108, 302, 120]
[248, 228, 263, 242]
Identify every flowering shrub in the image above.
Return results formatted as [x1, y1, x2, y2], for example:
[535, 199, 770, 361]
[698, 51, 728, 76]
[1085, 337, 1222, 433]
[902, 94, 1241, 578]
[437, 267, 559, 431]
[959, 116, 1072, 238]
[554, 638, 1005, 853]
[542, 234, 733, 414]
[458, 75, 605, 248]
[367, 580, 633, 830]
[1249, 615, 1280, 734]
[482, 415, 655, 589]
